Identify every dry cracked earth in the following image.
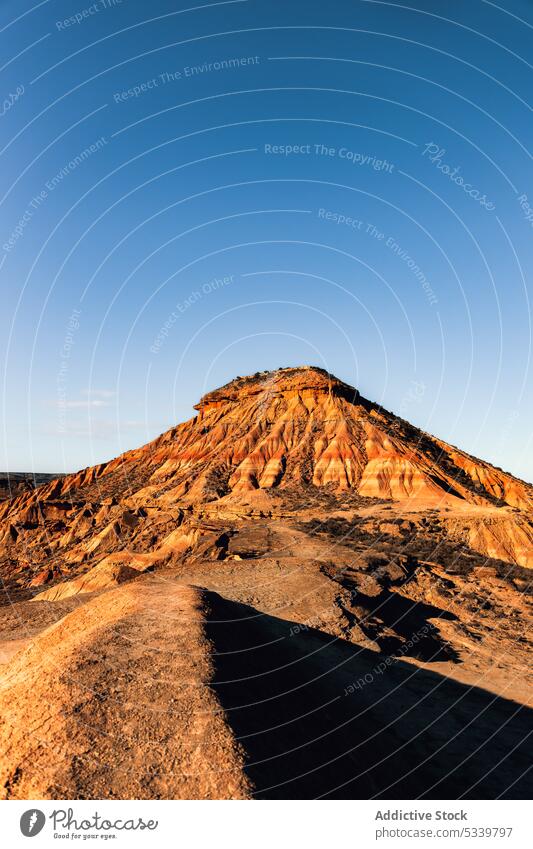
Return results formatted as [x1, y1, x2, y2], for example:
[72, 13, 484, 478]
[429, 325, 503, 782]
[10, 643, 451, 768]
[0, 367, 531, 799]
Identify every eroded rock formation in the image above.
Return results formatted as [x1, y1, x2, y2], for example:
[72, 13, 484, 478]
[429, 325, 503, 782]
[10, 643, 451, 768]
[0, 367, 531, 799]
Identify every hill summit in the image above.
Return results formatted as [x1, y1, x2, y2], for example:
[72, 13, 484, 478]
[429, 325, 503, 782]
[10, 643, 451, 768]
[0, 367, 531, 800]
[7, 365, 529, 509]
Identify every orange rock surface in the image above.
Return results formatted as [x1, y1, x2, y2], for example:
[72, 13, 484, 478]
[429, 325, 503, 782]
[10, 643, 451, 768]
[0, 367, 531, 800]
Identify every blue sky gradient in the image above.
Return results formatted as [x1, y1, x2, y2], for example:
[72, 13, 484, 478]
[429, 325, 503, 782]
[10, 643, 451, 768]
[1, 0, 532, 480]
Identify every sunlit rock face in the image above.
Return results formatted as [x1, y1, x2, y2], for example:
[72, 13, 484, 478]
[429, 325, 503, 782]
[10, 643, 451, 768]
[0, 368, 531, 800]
[0, 367, 532, 574]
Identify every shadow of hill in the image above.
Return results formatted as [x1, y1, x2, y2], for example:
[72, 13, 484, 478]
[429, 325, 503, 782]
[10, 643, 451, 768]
[352, 589, 460, 662]
[204, 592, 532, 800]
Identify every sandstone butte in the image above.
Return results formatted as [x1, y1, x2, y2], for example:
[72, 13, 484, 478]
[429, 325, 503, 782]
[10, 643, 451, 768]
[0, 366, 531, 800]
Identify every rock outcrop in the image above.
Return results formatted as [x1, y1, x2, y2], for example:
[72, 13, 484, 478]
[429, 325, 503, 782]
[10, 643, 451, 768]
[0, 367, 531, 800]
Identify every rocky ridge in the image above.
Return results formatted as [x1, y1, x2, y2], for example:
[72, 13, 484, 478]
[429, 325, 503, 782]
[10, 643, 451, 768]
[0, 367, 531, 799]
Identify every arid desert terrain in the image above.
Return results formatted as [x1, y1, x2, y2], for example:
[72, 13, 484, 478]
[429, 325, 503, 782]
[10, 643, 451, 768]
[0, 367, 531, 799]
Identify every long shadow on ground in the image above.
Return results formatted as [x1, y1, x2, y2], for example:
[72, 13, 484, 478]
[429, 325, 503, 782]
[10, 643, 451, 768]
[204, 592, 532, 800]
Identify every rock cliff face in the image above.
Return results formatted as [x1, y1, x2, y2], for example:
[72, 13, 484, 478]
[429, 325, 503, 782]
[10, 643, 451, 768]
[0, 367, 531, 800]
[0, 473, 58, 504]
[0, 367, 531, 571]
[2, 366, 531, 509]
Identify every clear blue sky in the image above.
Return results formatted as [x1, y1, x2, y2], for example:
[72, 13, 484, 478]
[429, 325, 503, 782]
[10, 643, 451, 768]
[1, 0, 532, 481]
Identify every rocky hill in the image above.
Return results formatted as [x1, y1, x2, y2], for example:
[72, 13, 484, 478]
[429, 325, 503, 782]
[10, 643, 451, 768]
[0, 473, 59, 504]
[0, 367, 531, 799]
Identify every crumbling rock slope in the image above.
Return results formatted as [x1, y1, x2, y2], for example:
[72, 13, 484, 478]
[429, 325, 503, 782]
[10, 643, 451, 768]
[0, 367, 531, 799]
[0, 579, 250, 800]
